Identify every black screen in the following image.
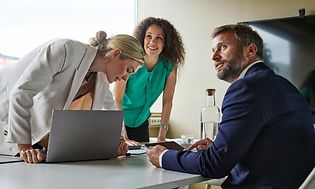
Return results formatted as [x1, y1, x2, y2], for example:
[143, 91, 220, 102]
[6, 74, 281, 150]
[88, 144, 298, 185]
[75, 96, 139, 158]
[244, 15, 315, 109]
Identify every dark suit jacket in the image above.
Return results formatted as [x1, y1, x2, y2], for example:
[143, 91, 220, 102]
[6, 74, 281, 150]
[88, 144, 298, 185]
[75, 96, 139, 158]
[162, 63, 315, 189]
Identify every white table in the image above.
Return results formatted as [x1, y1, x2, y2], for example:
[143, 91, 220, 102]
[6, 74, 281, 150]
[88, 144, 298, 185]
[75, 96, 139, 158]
[0, 154, 207, 189]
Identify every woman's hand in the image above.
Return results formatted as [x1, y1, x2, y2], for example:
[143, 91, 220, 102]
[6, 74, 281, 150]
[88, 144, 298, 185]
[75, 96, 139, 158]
[123, 133, 141, 146]
[118, 137, 128, 156]
[125, 139, 141, 146]
[157, 136, 166, 142]
[20, 148, 46, 163]
[157, 127, 168, 142]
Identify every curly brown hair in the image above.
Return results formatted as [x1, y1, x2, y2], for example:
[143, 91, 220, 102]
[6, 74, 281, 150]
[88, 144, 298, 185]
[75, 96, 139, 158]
[133, 17, 185, 70]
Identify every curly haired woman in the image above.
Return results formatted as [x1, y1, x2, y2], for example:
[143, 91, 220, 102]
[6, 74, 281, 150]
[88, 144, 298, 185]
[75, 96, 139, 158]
[113, 17, 185, 144]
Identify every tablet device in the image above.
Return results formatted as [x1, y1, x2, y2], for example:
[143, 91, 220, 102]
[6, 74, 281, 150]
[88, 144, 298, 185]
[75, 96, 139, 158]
[145, 141, 185, 151]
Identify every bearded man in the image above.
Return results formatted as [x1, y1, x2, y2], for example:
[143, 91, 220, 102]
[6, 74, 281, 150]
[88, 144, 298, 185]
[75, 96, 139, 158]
[146, 24, 315, 189]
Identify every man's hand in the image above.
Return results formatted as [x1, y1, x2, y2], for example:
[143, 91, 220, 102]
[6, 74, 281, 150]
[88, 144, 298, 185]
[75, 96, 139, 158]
[187, 138, 213, 151]
[20, 148, 46, 163]
[118, 137, 128, 156]
[146, 145, 167, 168]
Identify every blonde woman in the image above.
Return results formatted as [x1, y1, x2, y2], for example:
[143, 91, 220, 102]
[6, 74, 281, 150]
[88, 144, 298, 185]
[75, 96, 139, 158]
[0, 31, 145, 163]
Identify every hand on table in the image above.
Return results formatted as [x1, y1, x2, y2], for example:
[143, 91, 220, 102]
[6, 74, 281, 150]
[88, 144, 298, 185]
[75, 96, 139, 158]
[157, 136, 166, 142]
[118, 137, 128, 156]
[157, 127, 167, 142]
[125, 139, 141, 147]
[146, 145, 167, 168]
[187, 138, 213, 151]
[20, 148, 46, 163]
[122, 133, 141, 147]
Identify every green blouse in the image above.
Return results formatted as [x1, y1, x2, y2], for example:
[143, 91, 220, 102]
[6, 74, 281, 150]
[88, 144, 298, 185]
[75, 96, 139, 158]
[122, 58, 173, 127]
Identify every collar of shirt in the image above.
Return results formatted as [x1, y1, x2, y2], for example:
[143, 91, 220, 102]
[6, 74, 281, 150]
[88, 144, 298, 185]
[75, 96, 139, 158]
[237, 60, 264, 80]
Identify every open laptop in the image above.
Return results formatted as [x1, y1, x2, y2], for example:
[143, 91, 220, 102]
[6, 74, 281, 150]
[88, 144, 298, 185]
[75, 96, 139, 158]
[46, 110, 123, 163]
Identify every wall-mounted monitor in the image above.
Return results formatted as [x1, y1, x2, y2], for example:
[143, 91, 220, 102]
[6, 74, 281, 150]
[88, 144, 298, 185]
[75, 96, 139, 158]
[243, 15, 315, 109]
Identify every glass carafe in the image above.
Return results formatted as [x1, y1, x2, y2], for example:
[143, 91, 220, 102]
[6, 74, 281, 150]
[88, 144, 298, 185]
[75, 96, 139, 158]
[200, 89, 220, 140]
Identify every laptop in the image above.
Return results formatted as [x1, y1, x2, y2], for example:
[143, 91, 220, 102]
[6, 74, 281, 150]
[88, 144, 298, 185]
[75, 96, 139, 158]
[46, 110, 123, 163]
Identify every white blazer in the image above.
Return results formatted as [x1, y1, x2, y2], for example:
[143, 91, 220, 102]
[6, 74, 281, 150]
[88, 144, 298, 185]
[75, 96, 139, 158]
[0, 39, 116, 155]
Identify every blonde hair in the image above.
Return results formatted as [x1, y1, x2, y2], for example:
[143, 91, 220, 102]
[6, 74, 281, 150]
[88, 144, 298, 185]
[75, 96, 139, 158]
[90, 31, 145, 64]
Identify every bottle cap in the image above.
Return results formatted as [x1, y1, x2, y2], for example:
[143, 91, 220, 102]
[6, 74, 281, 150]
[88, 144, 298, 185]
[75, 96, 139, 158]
[206, 89, 215, 96]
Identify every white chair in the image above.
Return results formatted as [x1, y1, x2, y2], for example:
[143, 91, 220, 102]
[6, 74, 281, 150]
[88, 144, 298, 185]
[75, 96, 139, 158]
[299, 167, 315, 189]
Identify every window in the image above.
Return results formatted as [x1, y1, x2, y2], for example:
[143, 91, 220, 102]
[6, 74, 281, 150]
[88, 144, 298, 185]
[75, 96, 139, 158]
[0, 0, 136, 69]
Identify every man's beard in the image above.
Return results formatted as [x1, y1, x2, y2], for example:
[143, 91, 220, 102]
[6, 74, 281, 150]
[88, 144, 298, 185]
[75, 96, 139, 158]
[217, 51, 247, 83]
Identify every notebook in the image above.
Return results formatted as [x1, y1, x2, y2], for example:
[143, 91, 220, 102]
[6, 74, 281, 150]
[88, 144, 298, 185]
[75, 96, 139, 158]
[46, 110, 123, 163]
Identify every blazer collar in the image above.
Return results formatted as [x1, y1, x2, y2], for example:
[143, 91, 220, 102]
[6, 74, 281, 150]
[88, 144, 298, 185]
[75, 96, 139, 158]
[238, 61, 264, 79]
[244, 61, 269, 77]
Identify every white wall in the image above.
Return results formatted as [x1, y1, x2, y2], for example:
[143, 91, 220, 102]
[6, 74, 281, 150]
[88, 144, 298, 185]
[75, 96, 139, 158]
[137, 0, 315, 138]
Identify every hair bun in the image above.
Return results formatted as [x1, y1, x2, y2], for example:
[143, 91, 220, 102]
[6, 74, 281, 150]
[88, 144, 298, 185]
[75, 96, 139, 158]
[96, 31, 107, 43]
[89, 31, 108, 49]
